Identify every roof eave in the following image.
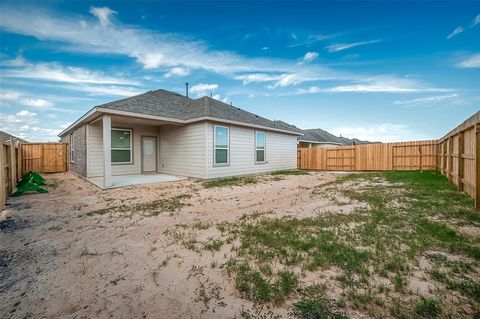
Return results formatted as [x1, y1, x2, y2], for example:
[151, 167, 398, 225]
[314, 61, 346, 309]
[58, 108, 303, 137]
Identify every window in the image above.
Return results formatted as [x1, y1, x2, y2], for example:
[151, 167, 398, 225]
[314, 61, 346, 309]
[111, 128, 132, 163]
[70, 133, 75, 163]
[214, 125, 229, 165]
[255, 131, 266, 163]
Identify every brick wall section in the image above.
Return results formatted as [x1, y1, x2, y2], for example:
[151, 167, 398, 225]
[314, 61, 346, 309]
[61, 125, 87, 176]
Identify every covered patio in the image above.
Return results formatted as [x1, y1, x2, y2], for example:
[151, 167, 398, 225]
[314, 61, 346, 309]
[92, 114, 188, 188]
[87, 173, 187, 189]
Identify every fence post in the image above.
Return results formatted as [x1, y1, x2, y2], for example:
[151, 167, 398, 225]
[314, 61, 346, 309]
[9, 140, 17, 193]
[475, 124, 480, 210]
[457, 132, 464, 192]
[447, 137, 453, 181]
[419, 145, 422, 170]
[17, 143, 22, 178]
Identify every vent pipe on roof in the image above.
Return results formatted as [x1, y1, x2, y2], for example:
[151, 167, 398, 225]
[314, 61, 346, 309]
[185, 82, 189, 98]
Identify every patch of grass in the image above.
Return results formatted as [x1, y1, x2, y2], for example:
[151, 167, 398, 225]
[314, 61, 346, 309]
[203, 238, 223, 251]
[221, 170, 479, 316]
[270, 169, 310, 176]
[203, 176, 258, 188]
[47, 178, 60, 189]
[236, 216, 370, 273]
[227, 259, 298, 304]
[415, 297, 441, 318]
[429, 269, 480, 299]
[291, 284, 348, 319]
[86, 194, 191, 216]
[291, 298, 348, 319]
[393, 274, 407, 292]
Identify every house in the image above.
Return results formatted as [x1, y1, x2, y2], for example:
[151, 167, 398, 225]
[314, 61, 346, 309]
[298, 128, 344, 148]
[0, 131, 28, 144]
[268, 122, 344, 148]
[58, 89, 302, 188]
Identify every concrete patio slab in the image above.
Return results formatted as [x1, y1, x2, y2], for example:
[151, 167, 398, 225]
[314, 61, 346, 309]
[87, 174, 187, 189]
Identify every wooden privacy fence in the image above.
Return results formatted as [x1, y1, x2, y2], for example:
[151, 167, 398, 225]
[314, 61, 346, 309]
[298, 112, 480, 209]
[21, 143, 68, 174]
[298, 140, 438, 171]
[1, 142, 67, 209]
[1, 140, 21, 209]
[437, 112, 479, 207]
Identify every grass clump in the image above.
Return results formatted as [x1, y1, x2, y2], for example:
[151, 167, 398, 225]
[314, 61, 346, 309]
[86, 194, 191, 216]
[270, 169, 310, 176]
[203, 176, 258, 188]
[291, 299, 348, 319]
[415, 297, 441, 318]
[227, 260, 298, 304]
[291, 285, 348, 319]
[203, 238, 223, 251]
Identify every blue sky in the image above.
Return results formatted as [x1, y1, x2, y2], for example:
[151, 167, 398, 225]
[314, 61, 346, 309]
[0, 1, 479, 142]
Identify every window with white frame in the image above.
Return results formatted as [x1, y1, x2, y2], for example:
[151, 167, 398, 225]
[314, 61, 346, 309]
[255, 131, 266, 163]
[70, 133, 75, 163]
[214, 125, 229, 165]
[111, 128, 132, 163]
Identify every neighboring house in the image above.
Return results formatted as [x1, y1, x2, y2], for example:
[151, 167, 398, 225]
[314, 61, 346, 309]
[0, 131, 28, 144]
[298, 128, 344, 148]
[58, 89, 302, 188]
[270, 122, 344, 148]
[337, 136, 379, 146]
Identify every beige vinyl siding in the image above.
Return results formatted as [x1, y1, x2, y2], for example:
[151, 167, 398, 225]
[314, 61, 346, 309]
[158, 122, 207, 179]
[87, 123, 158, 177]
[87, 124, 103, 177]
[206, 122, 297, 179]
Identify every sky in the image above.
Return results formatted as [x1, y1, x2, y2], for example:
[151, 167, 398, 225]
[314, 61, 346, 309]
[0, 1, 479, 142]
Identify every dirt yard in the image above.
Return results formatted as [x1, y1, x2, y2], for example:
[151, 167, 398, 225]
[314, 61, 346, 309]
[1, 170, 479, 319]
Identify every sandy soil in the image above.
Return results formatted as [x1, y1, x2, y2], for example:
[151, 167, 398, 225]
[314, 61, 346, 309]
[0, 171, 364, 319]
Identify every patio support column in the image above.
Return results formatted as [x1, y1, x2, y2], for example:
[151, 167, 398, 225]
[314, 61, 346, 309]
[103, 115, 112, 188]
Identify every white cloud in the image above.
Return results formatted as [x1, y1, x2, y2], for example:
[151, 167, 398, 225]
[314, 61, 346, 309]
[0, 5, 447, 94]
[301, 52, 319, 63]
[330, 123, 411, 142]
[393, 94, 460, 106]
[0, 111, 64, 141]
[0, 91, 21, 101]
[287, 33, 338, 48]
[16, 110, 36, 117]
[447, 26, 464, 39]
[60, 84, 144, 97]
[473, 14, 480, 27]
[190, 83, 218, 96]
[234, 73, 283, 85]
[326, 40, 381, 53]
[89, 6, 117, 26]
[20, 98, 54, 109]
[2, 60, 137, 85]
[0, 90, 54, 108]
[1, 54, 26, 67]
[269, 74, 305, 88]
[0, 5, 342, 83]
[456, 53, 480, 68]
[164, 67, 190, 78]
[237, 72, 331, 88]
[290, 77, 451, 94]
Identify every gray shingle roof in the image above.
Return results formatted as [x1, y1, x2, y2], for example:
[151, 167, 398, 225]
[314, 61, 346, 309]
[98, 89, 300, 134]
[301, 128, 344, 144]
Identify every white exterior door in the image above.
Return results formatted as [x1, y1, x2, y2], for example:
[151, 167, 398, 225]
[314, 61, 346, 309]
[141, 137, 157, 173]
